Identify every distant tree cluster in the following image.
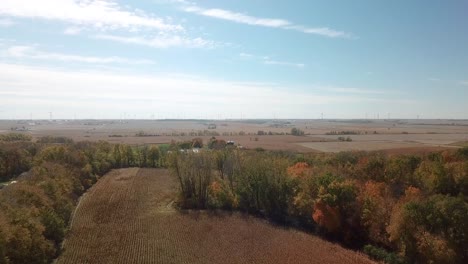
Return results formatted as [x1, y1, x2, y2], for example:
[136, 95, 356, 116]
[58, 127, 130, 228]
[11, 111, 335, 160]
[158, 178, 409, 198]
[0, 133, 32, 142]
[135, 131, 160, 137]
[326, 130, 361, 135]
[291, 128, 305, 136]
[257, 130, 286, 136]
[36, 136, 74, 144]
[338, 136, 352, 142]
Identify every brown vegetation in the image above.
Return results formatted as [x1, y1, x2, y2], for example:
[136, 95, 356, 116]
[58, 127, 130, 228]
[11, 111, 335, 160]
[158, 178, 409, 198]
[57, 168, 375, 264]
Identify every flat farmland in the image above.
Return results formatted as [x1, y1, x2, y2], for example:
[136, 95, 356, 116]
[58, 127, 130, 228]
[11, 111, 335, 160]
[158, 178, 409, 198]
[56, 168, 375, 264]
[298, 133, 467, 153]
[297, 141, 451, 153]
[2, 119, 467, 153]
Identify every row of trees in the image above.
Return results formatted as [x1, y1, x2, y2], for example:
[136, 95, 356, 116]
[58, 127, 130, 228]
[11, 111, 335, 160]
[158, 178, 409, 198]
[169, 147, 468, 264]
[0, 135, 163, 264]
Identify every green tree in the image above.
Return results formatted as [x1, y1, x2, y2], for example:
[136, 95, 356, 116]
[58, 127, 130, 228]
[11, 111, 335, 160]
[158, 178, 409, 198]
[291, 127, 304, 136]
[148, 146, 160, 167]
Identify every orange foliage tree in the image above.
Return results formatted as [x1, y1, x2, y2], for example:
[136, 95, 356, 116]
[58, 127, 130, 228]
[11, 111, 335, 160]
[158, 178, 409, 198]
[358, 181, 395, 246]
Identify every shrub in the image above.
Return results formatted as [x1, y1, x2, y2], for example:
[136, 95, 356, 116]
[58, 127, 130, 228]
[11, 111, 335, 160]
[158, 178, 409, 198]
[363, 245, 406, 264]
[456, 147, 468, 160]
[0, 133, 32, 142]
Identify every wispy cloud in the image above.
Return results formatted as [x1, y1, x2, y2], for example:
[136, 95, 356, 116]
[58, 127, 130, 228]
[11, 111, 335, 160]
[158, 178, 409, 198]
[95, 34, 217, 49]
[0, 0, 182, 32]
[239, 52, 254, 58]
[64, 27, 82, 35]
[0, 63, 397, 119]
[428, 77, 441, 81]
[239, 53, 305, 68]
[460, 81, 468, 86]
[0, 1, 224, 50]
[263, 59, 305, 68]
[285, 25, 351, 38]
[179, 4, 351, 38]
[1, 45, 154, 64]
[185, 6, 291, 28]
[326, 87, 388, 95]
[0, 18, 13, 27]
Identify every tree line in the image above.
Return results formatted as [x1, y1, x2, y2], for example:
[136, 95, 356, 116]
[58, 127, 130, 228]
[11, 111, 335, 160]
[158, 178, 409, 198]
[0, 134, 163, 264]
[168, 146, 468, 264]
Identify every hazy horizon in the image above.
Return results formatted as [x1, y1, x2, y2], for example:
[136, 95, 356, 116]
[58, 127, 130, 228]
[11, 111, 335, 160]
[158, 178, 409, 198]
[1, 0, 467, 119]
[3, 118, 468, 122]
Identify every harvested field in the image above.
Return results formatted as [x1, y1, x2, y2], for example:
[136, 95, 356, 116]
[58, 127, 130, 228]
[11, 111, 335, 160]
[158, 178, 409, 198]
[316, 133, 468, 146]
[57, 168, 375, 264]
[296, 141, 456, 153]
[298, 132, 467, 153]
[2, 119, 467, 153]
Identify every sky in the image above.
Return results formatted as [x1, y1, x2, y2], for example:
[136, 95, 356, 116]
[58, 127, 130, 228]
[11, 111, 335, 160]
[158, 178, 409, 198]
[0, 0, 467, 120]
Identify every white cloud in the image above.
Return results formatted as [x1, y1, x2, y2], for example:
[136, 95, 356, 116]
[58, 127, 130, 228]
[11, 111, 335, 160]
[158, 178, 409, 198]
[239, 52, 305, 68]
[0, 63, 391, 119]
[0, 0, 182, 32]
[0, 18, 14, 27]
[263, 59, 305, 68]
[64, 27, 82, 35]
[180, 4, 350, 38]
[459, 81, 468, 86]
[428, 77, 440, 81]
[185, 6, 291, 28]
[286, 25, 350, 38]
[326, 87, 388, 95]
[0, 1, 221, 50]
[239, 52, 253, 58]
[94, 34, 217, 49]
[1, 45, 154, 64]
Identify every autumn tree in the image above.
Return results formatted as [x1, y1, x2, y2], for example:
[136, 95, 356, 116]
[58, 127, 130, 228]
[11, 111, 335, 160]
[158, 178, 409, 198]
[168, 152, 214, 208]
[191, 138, 203, 148]
[358, 181, 395, 246]
[311, 173, 362, 243]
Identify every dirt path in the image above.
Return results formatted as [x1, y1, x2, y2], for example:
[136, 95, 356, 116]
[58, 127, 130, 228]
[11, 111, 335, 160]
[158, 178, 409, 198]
[56, 168, 374, 264]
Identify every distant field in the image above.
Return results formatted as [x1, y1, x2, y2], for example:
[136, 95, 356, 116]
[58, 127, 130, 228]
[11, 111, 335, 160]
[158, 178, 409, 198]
[296, 141, 451, 153]
[57, 168, 374, 264]
[299, 133, 467, 152]
[1, 119, 467, 153]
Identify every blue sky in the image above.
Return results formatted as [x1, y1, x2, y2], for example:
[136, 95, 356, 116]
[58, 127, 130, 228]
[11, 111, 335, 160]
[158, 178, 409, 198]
[0, 0, 467, 119]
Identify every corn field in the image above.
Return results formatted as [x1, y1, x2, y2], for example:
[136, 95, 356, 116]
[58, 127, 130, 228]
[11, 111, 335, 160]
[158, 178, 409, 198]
[56, 168, 374, 264]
